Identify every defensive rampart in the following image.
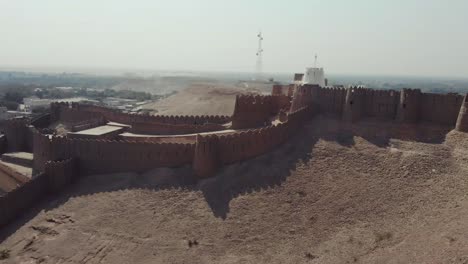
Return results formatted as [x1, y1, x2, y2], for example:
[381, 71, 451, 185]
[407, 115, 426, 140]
[33, 128, 194, 175]
[194, 106, 311, 177]
[0, 173, 48, 227]
[292, 85, 465, 127]
[0, 158, 77, 228]
[3, 118, 33, 152]
[272, 84, 295, 97]
[51, 102, 231, 135]
[232, 95, 291, 129]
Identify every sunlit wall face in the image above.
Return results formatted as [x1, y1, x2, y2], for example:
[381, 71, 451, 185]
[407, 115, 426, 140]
[0, 0, 467, 77]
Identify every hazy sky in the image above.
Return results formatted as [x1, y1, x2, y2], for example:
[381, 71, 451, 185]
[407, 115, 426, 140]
[1, 0, 467, 77]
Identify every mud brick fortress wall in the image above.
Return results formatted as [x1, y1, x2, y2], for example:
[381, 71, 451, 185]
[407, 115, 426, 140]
[2, 118, 33, 152]
[456, 95, 468, 131]
[32, 129, 194, 175]
[0, 158, 77, 227]
[272, 84, 295, 97]
[289, 85, 466, 127]
[2, 84, 468, 227]
[193, 106, 310, 177]
[20, 86, 468, 179]
[342, 87, 464, 125]
[231, 94, 291, 129]
[51, 102, 231, 135]
[5, 86, 468, 180]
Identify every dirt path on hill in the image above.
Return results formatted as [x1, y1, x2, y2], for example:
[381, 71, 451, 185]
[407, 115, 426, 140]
[1, 117, 468, 263]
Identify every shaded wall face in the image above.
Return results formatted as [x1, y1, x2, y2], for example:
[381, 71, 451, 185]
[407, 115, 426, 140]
[290, 85, 464, 127]
[219, 107, 309, 165]
[231, 95, 276, 129]
[420, 93, 463, 125]
[343, 89, 363, 122]
[317, 88, 346, 116]
[4, 120, 30, 152]
[456, 96, 468, 132]
[45, 137, 195, 175]
[192, 135, 219, 178]
[0, 174, 48, 227]
[362, 90, 399, 120]
[32, 130, 51, 173]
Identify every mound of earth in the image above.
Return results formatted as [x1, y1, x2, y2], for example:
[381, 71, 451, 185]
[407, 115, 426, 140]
[1, 117, 468, 263]
[142, 83, 262, 116]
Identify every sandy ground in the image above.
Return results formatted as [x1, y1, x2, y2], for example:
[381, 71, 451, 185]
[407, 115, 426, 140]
[1, 117, 468, 263]
[142, 83, 262, 116]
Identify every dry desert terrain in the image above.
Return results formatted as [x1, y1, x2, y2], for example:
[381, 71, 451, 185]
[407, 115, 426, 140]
[1, 117, 468, 263]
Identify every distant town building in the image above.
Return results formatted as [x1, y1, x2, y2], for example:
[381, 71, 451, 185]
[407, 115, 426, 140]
[23, 96, 96, 111]
[0, 106, 32, 120]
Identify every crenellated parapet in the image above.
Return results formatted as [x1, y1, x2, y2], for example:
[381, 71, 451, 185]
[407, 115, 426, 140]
[193, 106, 311, 178]
[51, 102, 231, 134]
[33, 132, 195, 176]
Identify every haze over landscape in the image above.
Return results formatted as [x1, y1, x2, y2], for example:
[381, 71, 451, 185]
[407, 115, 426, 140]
[1, 0, 468, 77]
[2, 1, 468, 264]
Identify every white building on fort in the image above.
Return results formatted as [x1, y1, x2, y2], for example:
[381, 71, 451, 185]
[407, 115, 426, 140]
[302, 67, 326, 87]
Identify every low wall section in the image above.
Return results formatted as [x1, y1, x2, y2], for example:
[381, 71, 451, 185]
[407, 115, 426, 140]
[0, 173, 48, 227]
[33, 128, 195, 175]
[0, 158, 77, 228]
[68, 103, 231, 124]
[51, 102, 231, 135]
[129, 121, 225, 135]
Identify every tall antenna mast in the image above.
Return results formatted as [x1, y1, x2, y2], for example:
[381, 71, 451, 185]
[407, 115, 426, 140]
[255, 31, 264, 80]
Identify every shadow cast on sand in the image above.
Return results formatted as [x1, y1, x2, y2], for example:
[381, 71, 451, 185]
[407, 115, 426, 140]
[0, 116, 455, 241]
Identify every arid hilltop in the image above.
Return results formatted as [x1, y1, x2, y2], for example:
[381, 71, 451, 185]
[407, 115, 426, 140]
[141, 84, 263, 116]
[1, 117, 468, 263]
[1, 82, 468, 263]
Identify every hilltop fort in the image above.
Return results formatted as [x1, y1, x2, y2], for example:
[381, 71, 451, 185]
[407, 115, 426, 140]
[0, 73, 468, 228]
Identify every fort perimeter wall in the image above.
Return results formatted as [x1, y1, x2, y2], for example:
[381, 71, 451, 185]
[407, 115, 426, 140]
[290, 85, 465, 128]
[0, 158, 77, 228]
[2, 86, 468, 228]
[51, 102, 231, 135]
